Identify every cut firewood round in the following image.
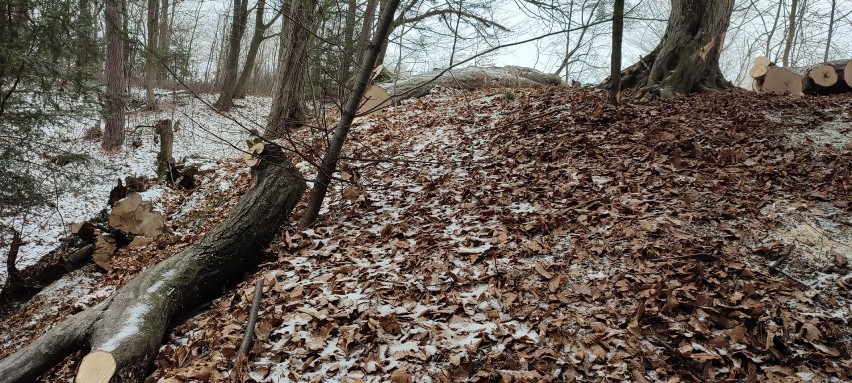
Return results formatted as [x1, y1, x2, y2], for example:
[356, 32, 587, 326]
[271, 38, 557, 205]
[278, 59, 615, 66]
[763, 67, 803, 96]
[749, 64, 768, 79]
[753, 56, 771, 67]
[76, 351, 116, 383]
[244, 142, 265, 168]
[808, 65, 838, 87]
[845, 61, 852, 88]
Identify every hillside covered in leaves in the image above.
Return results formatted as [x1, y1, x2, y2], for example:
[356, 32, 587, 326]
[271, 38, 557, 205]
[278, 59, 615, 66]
[1, 86, 850, 382]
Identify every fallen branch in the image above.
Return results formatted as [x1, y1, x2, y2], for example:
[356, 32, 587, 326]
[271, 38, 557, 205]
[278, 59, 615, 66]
[232, 279, 264, 383]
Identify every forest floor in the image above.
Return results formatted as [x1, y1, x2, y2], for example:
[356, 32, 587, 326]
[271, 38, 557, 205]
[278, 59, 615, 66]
[0, 86, 850, 382]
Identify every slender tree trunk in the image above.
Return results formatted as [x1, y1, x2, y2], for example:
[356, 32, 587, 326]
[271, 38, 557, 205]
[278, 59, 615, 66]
[354, 0, 379, 68]
[103, 0, 126, 152]
[609, 0, 624, 105]
[299, 0, 401, 228]
[266, 0, 318, 137]
[824, 0, 835, 63]
[782, 0, 798, 67]
[157, 0, 171, 84]
[338, 0, 358, 101]
[606, 0, 733, 95]
[234, 0, 279, 99]
[145, 0, 160, 110]
[214, 0, 249, 111]
[765, 0, 784, 61]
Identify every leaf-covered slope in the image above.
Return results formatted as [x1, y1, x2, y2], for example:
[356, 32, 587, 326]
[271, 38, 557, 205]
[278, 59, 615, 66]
[149, 87, 850, 382]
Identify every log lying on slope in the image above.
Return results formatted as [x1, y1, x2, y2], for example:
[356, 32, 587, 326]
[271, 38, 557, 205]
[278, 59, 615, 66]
[0, 144, 305, 383]
[381, 65, 563, 101]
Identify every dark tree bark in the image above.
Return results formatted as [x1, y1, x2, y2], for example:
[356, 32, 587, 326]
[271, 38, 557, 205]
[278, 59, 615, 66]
[266, 0, 318, 137]
[145, 0, 160, 110]
[300, 0, 402, 228]
[103, 0, 126, 152]
[609, 0, 624, 105]
[155, 119, 174, 182]
[338, 0, 359, 101]
[607, 0, 733, 95]
[354, 0, 379, 69]
[234, 0, 281, 99]
[214, 0, 249, 111]
[0, 145, 305, 383]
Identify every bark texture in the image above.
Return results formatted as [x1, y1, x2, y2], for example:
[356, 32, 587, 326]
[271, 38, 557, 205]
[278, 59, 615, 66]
[609, 0, 624, 105]
[265, 0, 318, 137]
[214, 0, 249, 111]
[0, 146, 305, 383]
[234, 0, 279, 98]
[103, 0, 126, 151]
[608, 0, 733, 95]
[145, 0, 160, 110]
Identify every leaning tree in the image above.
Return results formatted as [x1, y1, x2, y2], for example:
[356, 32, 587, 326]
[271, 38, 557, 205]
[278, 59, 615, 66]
[612, 0, 734, 94]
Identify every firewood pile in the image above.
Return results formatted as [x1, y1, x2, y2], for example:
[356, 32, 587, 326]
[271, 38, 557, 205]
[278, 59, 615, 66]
[750, 55, 852, 95]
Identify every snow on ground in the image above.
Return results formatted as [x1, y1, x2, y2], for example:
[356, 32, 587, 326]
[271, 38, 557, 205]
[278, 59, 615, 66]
[0, 90, 269, 285]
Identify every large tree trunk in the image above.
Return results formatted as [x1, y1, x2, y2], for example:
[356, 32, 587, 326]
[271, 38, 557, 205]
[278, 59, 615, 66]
[608, 0, 733, 95]
[0, 146, 305, 383]
[300, 0, 401, 228]
[266, 0, 318, 137]
[213, 0, 249, 111]
[102, 0, 126, 152]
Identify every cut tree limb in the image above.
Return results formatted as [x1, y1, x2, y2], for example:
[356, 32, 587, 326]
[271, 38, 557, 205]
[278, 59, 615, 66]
[762, 67, 804, 96]
[0, 144, 305, 383]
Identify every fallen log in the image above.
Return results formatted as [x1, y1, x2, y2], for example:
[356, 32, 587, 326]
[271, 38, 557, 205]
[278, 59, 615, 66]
[0, 144, 305, 383]
[381, 65, 563, 101]
[750, 56, 852, 95]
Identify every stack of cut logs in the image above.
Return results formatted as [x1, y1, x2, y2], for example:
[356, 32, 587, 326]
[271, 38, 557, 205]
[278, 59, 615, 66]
[751, 56, 852, 95]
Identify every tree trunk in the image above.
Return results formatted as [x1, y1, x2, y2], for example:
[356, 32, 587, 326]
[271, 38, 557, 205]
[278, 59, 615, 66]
[300, 0, 402, 228]
[338, 0, 358, 101]
[609, 0, 624, 105]
[824, 0, 836, 63]
[354, 0, 379, 69]
[0, 145, 306, 383]
[157, 0, 171, 84]
[213, 0, 249, 111]
[234, 0, 277, 99]
[145, 0, 160, 110]
[782, 0, 798, 68]
[102, 0, 126, 152]
[266, 0, 318, 137]
[155, 119, 174, 182]
[607, 0, 733, 95]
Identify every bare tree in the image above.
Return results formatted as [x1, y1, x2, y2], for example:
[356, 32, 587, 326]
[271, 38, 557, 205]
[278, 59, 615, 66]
[213, 0, 249, 111]
[609, 0, 733, 95]
[233, 0, 282, 98]
[300, 0, 402, 228]
[103, 0, 126, 152]
[266, 0, 319, 136]
[145, 0, 160, 110]
[782, 0, 798, 67]
[823, 0, 836, 63]
[609, 0, 624, 105]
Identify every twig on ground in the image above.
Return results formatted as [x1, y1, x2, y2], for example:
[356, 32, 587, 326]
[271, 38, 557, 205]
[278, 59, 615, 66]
[232, 279, 264, 383]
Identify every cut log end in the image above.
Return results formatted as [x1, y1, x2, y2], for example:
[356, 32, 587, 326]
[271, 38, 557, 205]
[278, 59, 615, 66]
[753, 56, 771, 67]
[77, 351, 117, 383]
[763, 67, 804, 96]
[244, 142, 265, 168]
[808, 65, 838, 87]
[845, 62, 852, 88]
[749, 64, 768, 79]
